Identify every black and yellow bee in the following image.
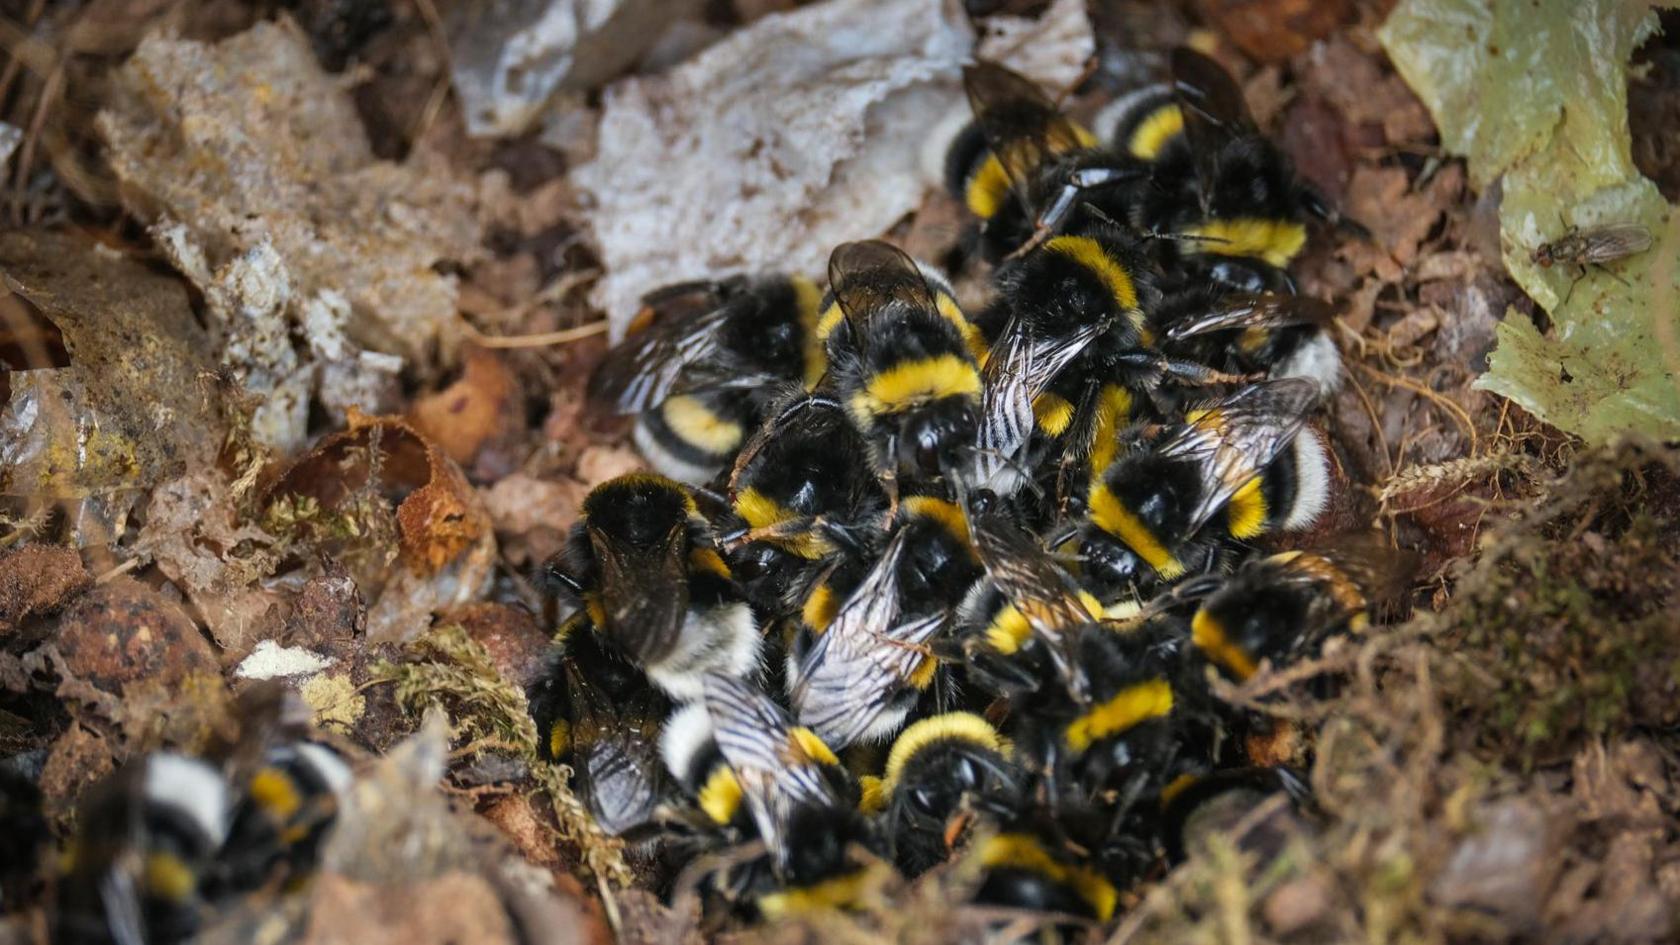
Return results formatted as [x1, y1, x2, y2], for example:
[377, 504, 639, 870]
[213, 737, 351, 895]
[947, 60, 1145, 262]
[957, 501, 1111, 702]
[590, 274, 827, 485]
[787, 495, 981, 749]
[820, 241, 985, 489]
[966, 222, 1163, 498]
[698, 674, 886, 918]
[1188, 539, 1414, 684]
[970, 821, 1120, 925]
[1155, 288, 1342, 398]
[721, 393, 886, 618]
[545, 474, 758, 701]
[530, 620, 672, 836]
[54, 753, 232, 945]
[1119, 49, 1352, 289]
[872, 712, 1019, 876]
[1076, 378, 1319, 601]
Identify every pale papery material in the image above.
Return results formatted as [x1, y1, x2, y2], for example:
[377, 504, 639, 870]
[577, 0, 1094, 336]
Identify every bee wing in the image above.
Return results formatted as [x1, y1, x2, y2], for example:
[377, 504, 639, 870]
[589, 522, 691, 664]
[963, 60, 1092, 218]
[969, 509, 1096, 696]
[1160, 378, 1317, 534]
[1164, 293, 1337, 340]
[727, 392, 843, 495]
[702, 674, 844, 854]
[1170, 47, 1253, 214]
[791, 531, 945, 747]
[828, 241, 938, 331]
[970, 317, 1107, 487]
[1578, 223, 1655, 264]
[98, 869, 149, 945]
[591, 277, 791, 414]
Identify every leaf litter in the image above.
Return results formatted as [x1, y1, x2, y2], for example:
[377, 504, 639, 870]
[0, 0, 1677, 943]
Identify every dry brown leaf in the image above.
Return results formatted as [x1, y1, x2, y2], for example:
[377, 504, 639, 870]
[269, 412, 491, 576]
[409, 347, 522, 478]
[1194, 0, 1350, 64]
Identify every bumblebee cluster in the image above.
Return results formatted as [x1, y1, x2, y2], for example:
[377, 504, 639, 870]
[46, 693, 351, 945]
[538, 47, 1412, 926]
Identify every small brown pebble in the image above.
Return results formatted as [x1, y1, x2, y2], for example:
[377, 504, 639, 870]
[286, 558, 366, 649]
[447, 602, 553, 690]
[51, 577, 218, 693]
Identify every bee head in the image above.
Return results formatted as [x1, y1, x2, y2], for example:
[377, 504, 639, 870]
[897, 398, 977, 478]
[582, 474, 695, 552]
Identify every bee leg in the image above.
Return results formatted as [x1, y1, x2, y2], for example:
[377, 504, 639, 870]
[1299, 183, 1371, 241]
[1012, 167, 1144, 261]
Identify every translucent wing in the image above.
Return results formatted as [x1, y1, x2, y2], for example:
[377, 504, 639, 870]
[963, 60, 1093, 218]
[1158, 378, 1317, 534]
[791, 530, 945, 747]
[970, 316, 1108, 490]
[588, 283, 774, 413]
[828, 241, 938, 331]
[1170, 47, 1253, 215]
[586, 521, 690, 664]
[702, 674, 844, 857]
[969, 507, 1098, 698]
[1164, 293, 1337, 340]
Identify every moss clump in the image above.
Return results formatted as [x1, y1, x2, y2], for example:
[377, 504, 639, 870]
[1434, 439, 1680, 767]
[373, 623, 631, 885]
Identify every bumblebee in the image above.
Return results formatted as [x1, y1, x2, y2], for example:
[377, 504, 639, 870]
[820, 241, 984, 488]
[590, 274, 827, 485]
[966, 222, 1164, 497]
[698, 674, 886, 918]
[957, 502, 1111, 702]
[969, 821, 1119, 925]
[546, 474, 758, 701]
[212, 739, 351, 896]
[787, 496, 981, 748]
[875, 712, 1019, 875]
[947, 60, 1146, 262]
[1156, 288, 1342, 397]
[530, 620, 672, 836]
[1076, 378, 1319, 601]
[54, 753, 232, 945]
[1189, 538, 1414, 684]
[660, 700, 756, 836]
[721, 393, 886, 618]
[1119, 49, 1349, 287]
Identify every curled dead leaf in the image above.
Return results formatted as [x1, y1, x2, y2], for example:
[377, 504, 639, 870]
[266, 411, 491, 576]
